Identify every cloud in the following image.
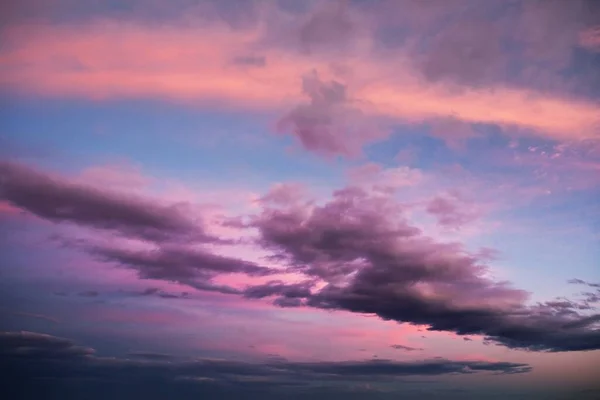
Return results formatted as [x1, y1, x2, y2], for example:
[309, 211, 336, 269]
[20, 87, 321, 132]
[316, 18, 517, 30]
[390, 344, 424, 351]
[0, 161, 277, 294]
[3, 9, 597, 154]
[250, 184, 600, 352]
[425, 193, 481, 230]
[569, 279, 600, 288]
[243, 280, 313, 299]
[579, 26, 600, 51]
[77, 290, 100, 297]
[126, 351, 177, 361]
[276, 71, 383, 156]
[231, 54, 267, 67]
[347, 163, 423, 193]
[0, 161, 210, 242]
[0, 331, 532, 395]
[297, 2, 356, 53]
[4, 161, 600, 352]
[85, 243, 272, 293]
[0, 331, 94, 360]
[77, 163, 152, 192]
[135, 287, 191, 300]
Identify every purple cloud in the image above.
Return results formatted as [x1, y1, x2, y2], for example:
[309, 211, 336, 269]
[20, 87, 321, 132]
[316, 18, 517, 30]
[4, 160, 599, 352]
[0, 330, 531, 381]
[250, 184, 600, 352]
[425, 193, 481, 229]
[0, 161, 217, 243]
[276, 72, 383, 156]
[86, 243, 272, 293]
[390, 344, 424, 351]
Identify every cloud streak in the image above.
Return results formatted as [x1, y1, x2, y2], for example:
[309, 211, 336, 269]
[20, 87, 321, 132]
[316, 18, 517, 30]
[0, 331, 532, 387]
[0, 161, 210, 242]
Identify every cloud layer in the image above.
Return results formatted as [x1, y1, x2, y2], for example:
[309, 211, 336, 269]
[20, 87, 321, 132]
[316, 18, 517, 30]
[2, 160, 599, 352]
[1, 1, 599, 156]
[0, 330, 532, 399]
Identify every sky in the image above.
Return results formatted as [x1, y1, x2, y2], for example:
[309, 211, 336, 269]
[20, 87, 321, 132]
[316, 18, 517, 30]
[0, 0, 599, 399]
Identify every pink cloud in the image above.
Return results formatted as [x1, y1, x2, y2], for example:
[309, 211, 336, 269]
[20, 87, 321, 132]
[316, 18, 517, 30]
[579, 26, 600, 52]
[1, 19, 598, 155]
[347, 163, 423, 193]
[77, 162, 153, 192]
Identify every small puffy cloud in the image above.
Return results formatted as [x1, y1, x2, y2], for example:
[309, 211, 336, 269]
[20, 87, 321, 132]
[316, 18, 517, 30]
[425, 193, 482, 230]
[277, 71, 386, 156]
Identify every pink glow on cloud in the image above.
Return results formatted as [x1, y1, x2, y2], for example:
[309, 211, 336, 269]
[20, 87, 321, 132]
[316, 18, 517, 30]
[1, 20, 598, 147]
[579, 26, 600, 52]
[77, 162, 153, 192]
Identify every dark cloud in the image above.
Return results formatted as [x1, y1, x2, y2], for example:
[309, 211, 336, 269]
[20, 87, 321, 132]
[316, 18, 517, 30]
[0, 331, 94, 360]
[9, 311, 59, 324]
[134, 288, 190, 299]
[140, 287, 161, 296]
[0, 331, 535, 400]
[5, 160, 599, 353]
[244, 280, 314, 299]
[0, 161, 210, 242]
[250, 184, 600, 352]
[86, 243, 272, 293]
[127, 351, 177, 361]
[273, 296, 304, 307]
[0, 330, 530, 383]
[390, 344, 424, 351]
[463, 337, 473, 341]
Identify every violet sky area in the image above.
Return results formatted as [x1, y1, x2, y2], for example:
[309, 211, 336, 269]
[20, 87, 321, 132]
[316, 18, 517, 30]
[1, 1, 599, 399]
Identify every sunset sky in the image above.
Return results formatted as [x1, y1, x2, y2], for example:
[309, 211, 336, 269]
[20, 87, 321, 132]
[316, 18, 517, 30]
[1, 1, 599, 399]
